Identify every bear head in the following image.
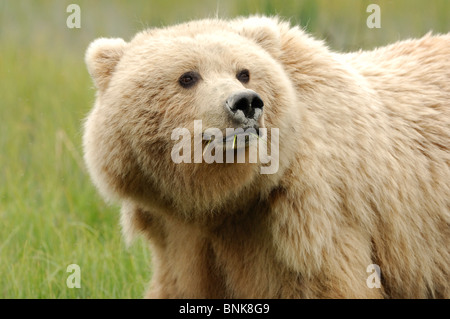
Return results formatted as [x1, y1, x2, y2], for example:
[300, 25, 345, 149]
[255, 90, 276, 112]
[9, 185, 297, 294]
[83, 17, 300, 220]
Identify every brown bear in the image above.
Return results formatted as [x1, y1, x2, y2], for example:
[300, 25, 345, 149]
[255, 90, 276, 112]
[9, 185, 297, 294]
[83, 16, 450, 298]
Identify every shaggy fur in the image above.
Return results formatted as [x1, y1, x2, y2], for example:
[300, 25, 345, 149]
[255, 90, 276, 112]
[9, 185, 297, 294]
[83, 16, 450, 298]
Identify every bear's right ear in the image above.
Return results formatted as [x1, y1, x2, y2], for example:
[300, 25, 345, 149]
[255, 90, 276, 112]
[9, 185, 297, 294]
[85, 38, 127, 92]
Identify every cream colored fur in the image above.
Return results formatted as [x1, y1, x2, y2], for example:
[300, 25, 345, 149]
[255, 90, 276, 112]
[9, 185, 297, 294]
[83, 17, 450, 298]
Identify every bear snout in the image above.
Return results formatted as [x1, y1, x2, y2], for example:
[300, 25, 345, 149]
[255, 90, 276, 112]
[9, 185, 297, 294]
[225, 90, 264, 128]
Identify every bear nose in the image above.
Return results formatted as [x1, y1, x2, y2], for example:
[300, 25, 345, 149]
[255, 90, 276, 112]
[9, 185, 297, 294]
[225, 90, 264, 122]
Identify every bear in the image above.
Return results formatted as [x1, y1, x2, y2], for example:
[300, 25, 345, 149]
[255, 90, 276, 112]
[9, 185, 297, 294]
[83, 16, 450, 298]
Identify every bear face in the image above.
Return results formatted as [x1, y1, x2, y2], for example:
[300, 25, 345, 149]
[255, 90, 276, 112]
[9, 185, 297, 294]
[84, 18, 300, 219]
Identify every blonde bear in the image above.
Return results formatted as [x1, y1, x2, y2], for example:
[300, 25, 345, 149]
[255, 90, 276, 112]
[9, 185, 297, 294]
[83, 16, 450, 298]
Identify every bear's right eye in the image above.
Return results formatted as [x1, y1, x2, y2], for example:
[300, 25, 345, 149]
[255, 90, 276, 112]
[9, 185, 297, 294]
[179, 71, 200, 89]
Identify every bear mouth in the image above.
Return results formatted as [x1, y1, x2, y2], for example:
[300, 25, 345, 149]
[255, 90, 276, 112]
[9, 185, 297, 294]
[202, 127, 263, 151]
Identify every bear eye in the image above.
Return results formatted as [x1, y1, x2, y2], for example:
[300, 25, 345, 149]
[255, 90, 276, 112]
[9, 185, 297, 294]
[179, 71, 200, 89]
[237, 69, 250, 84]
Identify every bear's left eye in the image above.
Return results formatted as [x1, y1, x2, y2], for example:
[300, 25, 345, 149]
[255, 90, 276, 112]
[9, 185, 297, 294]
[237, 69, 250, 84]
[179, 71, 201, 89]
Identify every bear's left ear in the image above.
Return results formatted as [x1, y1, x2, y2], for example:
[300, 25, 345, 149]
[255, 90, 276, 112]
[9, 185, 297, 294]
[85, 38, 127, 92]
[234, 16, 284, 60]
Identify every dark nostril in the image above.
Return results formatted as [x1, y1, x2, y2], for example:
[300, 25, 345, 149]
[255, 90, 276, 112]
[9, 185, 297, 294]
[251, 95, 264, 110]
[234, 97, 252, 114]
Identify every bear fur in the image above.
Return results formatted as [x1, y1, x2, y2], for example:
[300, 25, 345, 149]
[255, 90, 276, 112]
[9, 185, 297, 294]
[83, 16, 450, 298]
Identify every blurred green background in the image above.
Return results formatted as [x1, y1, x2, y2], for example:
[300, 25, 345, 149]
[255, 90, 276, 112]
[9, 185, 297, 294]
[0, 0, 449, 298]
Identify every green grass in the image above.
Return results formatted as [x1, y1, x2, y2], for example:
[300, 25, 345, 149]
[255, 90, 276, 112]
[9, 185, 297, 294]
[0, 0, 448, 298]
[0, 40, 151, 299]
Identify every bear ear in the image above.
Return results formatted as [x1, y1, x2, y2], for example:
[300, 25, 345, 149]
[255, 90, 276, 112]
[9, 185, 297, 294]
[85, 38, 127, 91]
[235, 16, 283, 59]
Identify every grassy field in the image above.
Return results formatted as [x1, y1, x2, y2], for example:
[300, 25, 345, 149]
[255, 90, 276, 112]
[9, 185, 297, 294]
[1, 0, 449, 298]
